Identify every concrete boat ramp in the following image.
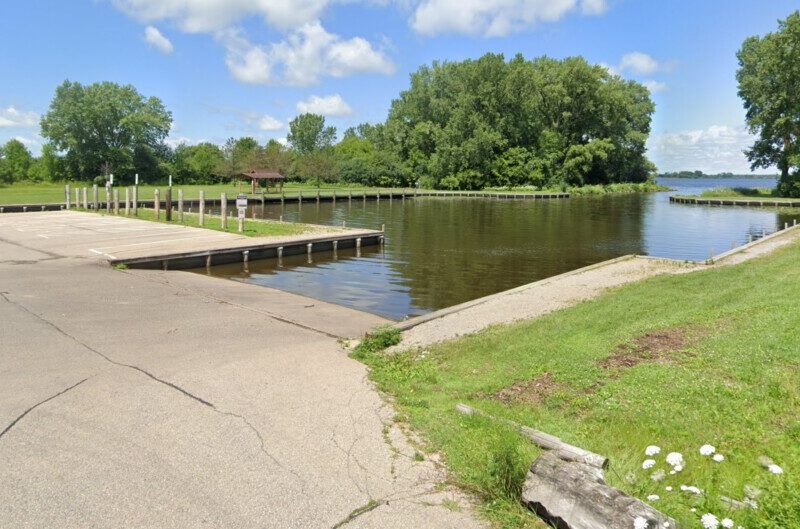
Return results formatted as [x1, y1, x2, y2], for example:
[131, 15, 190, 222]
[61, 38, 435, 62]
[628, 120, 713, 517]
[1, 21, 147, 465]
[0, 211, 484, 529]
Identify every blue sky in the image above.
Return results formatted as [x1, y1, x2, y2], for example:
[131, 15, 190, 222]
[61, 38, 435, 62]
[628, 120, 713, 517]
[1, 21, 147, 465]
[1, 0, 797, 173]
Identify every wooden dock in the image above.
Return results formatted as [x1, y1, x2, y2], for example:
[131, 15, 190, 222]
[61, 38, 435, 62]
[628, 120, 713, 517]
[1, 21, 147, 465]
[670, 196, 800, 207]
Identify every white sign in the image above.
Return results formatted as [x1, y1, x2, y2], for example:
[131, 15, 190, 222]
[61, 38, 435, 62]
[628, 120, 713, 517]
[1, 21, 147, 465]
[109, 174, 114, 185]
[236, 194, 248, 209]
[238, 207, 246, 220]
[135, 173, 139, 185]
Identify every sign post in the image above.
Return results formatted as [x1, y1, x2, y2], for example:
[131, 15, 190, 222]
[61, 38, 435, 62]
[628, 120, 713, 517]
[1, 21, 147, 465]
[236, 194, 247, 233]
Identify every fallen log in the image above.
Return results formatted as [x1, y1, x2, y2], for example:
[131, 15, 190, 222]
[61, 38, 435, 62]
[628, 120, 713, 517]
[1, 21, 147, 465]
[522, 451, 680, 529]
[455, 403, 608, 469]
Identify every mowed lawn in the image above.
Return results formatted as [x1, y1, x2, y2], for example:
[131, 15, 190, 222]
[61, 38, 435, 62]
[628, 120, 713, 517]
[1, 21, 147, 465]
[0, 182, 415, 205]
[357, 241, 800, 528]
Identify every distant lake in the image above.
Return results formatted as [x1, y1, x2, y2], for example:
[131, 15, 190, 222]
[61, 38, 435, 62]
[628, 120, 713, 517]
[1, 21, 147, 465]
[197, 176, 798, 320]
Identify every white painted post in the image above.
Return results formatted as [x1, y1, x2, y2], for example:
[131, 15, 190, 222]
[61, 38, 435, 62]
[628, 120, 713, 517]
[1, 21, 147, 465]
[199, 191, 205, 226]
[279, 215, 283, 222]
[65, 184, 71, 209]
[113, 189, 119, 215]
[154, 189, 161, 220]
[342, 220, 346, 228]
[785, 222, 789, 230]
[220, 193, 227, 230]
[169, 174, 173, 187]
[125, 187, 130, 215]
[381, 224, 385, 232]
[178, 189, 184, 223]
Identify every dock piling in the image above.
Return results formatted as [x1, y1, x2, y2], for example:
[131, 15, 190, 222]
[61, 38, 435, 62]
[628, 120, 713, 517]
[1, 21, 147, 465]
[125, 187, 130, 215]
[83, 187, 88, 209]
[220, 193, 227, 230]
[65, 184, 71, 209]
[154, 189, 161, 220]
[113, 189, 119, 215]
[199, 191, 205, 226]
[131, 187, 137, 215]
[93, 185, 98, 210]
[178, 189, 184, 222]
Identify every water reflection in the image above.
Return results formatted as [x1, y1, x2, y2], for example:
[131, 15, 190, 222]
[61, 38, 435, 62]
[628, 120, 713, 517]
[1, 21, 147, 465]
[193, 178, 800, 320]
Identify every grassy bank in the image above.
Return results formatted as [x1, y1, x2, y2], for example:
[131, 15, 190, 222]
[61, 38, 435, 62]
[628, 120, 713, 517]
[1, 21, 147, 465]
[485, 181, 670, 195]
[2, 181, 666, 205]
[355, 243, 800, 528]
[0, 182, 416, 205]
[75, 207, 313, 238]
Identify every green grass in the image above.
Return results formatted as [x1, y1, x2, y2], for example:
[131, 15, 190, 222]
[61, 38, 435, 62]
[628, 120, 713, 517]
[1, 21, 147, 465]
[0, 182, 418, 205]
[2, 180, 667, 205]
[674, 187, 800, 202]
[356, 242, 800, 528]
[77, 207, 312, 237]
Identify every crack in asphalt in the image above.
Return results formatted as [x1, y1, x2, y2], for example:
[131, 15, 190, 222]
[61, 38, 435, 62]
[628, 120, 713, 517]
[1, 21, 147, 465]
[0, 292, 214, 409]
[0, 377, 89, 440]
[0, 291, 310, 496]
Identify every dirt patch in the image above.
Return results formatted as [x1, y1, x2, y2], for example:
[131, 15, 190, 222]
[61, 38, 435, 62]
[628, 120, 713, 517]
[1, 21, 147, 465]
[599, 326, 702, 370]
[494, 372, 564, 405]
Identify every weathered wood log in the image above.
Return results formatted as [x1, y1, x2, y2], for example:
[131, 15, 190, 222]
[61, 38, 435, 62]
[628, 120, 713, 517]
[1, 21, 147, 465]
[455, 403, 608, 469]
[522, 451, 679, 529]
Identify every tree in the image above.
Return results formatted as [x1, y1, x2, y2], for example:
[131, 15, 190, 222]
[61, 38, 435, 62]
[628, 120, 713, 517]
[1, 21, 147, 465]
[287, 114, 336, 155]
[40, 80, 172, 181]
[217, 137, 260, 180]
[382, 53, 655, 190]
[737, 11, 800, 197]
[0, 139, 33, 183]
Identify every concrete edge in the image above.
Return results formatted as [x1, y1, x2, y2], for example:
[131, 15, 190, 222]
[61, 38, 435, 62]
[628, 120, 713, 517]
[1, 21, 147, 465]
[394, 254, 638, 331]
[713, 222, 800, 262]
[108, 229, 384, 268]
[670, 195, 800, 207]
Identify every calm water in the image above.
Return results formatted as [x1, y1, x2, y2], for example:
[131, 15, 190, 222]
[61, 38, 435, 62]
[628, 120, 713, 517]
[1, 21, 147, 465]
[197, 177, 799, 320]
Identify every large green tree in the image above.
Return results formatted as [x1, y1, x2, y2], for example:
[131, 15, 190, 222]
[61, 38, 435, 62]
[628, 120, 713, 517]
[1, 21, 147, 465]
[0, 139, 33, 183]
[383, 53, 655, 190]
[40, 80, 172, 181]
[737, 11, 800, 197]
[287, 114, 336, 155]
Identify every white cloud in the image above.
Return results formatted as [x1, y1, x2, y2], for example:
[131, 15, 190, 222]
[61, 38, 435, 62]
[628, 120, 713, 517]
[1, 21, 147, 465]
[221, 22, 394, 86]
[296, 94, 353, 116]
[0, 106, 39, 128]
[144, 26, 174, 54]
[165, 135, 206, 149]
[259, 115, 284, 131]
[410, 0, 607, 37]
[647, 125, 769, 174]
[111, 0, 331, 33]
[619, 52, 659, 75]
[643, 80, 667, 93]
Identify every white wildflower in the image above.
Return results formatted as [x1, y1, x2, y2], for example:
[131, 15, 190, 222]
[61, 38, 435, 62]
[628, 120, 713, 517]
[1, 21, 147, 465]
[642, 459, 656, 470]
[651, 469, 666, 482]
[743, 498, 758, 509]
[647, 494, 660, 501]
[669, 470, 676, 475]
[645, 445, 661, 456]
[673, 464, 683, 472]
[680, 485, 702, 495]
[633, 515, 648, 529]
[767, 464, 784, 475]
[700, 444, 716, 456]
[721, 519, 734, 529]
[691, 508, 697, 512]
[666, 452, 684, 467]
[665, 486, 673, 491]
[713, 454, 725, 462]
[701, 513, 719, 529]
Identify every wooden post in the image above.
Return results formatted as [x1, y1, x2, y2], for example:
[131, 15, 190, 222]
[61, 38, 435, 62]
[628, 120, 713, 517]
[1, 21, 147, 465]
[105, 185, 111, 213]
[220, 193, 227, 230]
[65, 184, 71, 209]
[75, 188, 80, 208]
[83, 187, 88, 209]
[132, 186, 138, 215]
[199, 190, 205, 226]
[333, 189, 336, 202]
[178, 189, 184, 222]
[165, 187, 172, 221]
[154, 189, 161, 220]
[125, 187, 130, 215]
[92, 185, 99, 210]
[348, 189, 352, 201]
[113, 188, 119, 215]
